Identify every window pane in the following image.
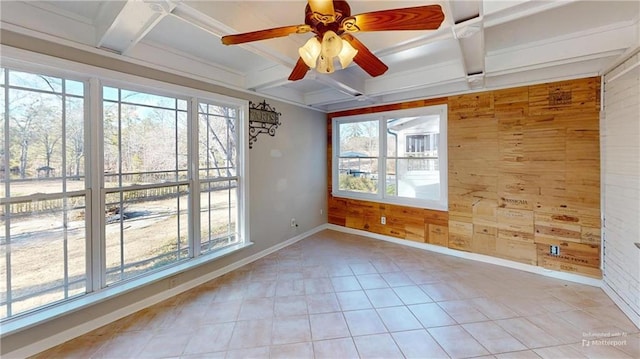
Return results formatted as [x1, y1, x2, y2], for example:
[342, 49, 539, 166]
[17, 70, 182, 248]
[103, 86, 190, 286]
[65, 80, 84, 97]
[338, 158, 378, 194]
[66, 97, 85, 181]
[387, 158, 440, 200]
[9, 71, 63, 93]
[200, 180, 238, 254]
[198, 103, 238, 179]
[388, 115, 440, 157]
[8, 89, 64, 195]
[339, 120, 378, 157]
[103, 87, 188, 187]
[105, 185, 189, 285]
[2, 195, 86, 319]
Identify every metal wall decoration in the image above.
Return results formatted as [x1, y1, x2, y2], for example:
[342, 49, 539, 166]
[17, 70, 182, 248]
[248, 100, 282, 149]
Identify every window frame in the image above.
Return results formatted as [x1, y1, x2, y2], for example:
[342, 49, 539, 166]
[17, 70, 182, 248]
[332, 105, 448, 211]
[0, 45, 250, 333]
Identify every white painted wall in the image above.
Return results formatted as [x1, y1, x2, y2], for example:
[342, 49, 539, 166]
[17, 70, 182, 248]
[602, 51, 640, 328]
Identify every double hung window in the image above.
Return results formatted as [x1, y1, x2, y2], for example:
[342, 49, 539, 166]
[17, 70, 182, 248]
[332, 105, 447, 210]
[0, 56, 248, 324]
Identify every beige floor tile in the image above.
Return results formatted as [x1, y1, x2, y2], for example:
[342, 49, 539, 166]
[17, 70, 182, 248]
[306, 292, 341, 314]
[494, 350, 542, 359]
[349, 262, 378, 275]
[568, 341, 634, 358]
[463, 321, 527, 354]
[269, 342, 314, 359]
[371, 260, 401, 273]
[357, 273, 390, 289]
[331, 276, 362, 292]
[313, 338, 359, 359]
[304, 277, 334, 294]
[336, 290, 373, 311]
[421, 283, 463, 302]
[439, 300, 490, 324]
[496, 318, 563, 349]
[199, 299, 242, 324]
[353, 333, 404, 359]
[271, 315, 311, 345]
[469, 297, 519, 321]
[343, 309, 388, 336]
[237, 297, 274, 321]
[409, 303, 457, 328]
[428, 325, 490, 358]
[138, 333, 191, 358]
[393, 285, 433, 305]
[91, 331, 153, 358]
[534, 344, 589, 359]
[26, 230, 639, 359]
[244, 280, 276, 298]
[365, 288, 404, 308]
[274, 295, 308, 317]
[310, 312, 351, 340]
[182, 322, 235, 355]
[275, 279, 305, 297]
[377, 306, 422, 332]
[225, 346, 269, 359]
[392, 329, 449, 359]
[227, 319, 272, 350]
[380, 271, 415, 287]
[525, 313, 584, 344]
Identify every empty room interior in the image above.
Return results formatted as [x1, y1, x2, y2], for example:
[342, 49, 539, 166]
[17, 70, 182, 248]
[1, 0, 639, 358]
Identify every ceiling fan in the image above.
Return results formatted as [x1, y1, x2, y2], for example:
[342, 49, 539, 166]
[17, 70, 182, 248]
[221, 0, 445, 81]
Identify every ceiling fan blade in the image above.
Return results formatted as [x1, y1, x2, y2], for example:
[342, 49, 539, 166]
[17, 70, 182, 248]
[342, 5, 445, 32]
[222, 25, 310, 45]
[288, 57, 310, 81]
[307, 0, 336, 23]
[342, 34, 388, 77]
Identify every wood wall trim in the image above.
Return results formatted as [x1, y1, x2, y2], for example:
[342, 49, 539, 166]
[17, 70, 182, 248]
[327, 77, 602, 278]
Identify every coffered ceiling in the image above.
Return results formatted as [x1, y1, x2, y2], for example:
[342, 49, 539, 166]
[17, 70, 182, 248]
[1, 1, 638, 112]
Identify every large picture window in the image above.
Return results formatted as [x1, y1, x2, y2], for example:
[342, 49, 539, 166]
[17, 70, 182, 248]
[333, 105, 447, 210]
[0, 55, 248, 325]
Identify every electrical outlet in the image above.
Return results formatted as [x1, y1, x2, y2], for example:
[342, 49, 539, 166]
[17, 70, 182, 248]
[168, 277, 177, 289]
[550, 245, 560, 256]
[381, 216, 386, 225]
[290, 218, 297, 227]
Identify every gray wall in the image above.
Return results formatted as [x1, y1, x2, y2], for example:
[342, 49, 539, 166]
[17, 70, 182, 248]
[0, 30, 328, 355]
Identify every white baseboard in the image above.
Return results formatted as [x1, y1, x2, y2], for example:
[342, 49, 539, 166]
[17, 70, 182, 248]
[326, 224, 603, 287]
[601, 280, 640, 330]
[4, 225, 325, 359]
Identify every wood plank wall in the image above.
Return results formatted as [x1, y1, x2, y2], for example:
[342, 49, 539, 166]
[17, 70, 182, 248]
[327, 77, 602, 278]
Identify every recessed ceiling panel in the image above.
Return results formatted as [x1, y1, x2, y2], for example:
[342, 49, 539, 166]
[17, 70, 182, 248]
[144, 15, 278, 73]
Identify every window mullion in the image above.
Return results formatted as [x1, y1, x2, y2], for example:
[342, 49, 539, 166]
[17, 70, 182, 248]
[379, 117, 385, 200]
[87, 78, 104, 292]
[189, 98, 200, 258]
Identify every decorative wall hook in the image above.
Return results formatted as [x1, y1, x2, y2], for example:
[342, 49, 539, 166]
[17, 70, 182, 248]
[249, 100, 281, 149]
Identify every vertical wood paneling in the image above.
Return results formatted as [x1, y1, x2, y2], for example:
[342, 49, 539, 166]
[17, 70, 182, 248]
[328, 77, 602, 278]
[603, 53, 640, 316]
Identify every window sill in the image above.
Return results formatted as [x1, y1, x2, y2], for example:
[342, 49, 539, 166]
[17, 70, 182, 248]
[0, 241, 253, 337]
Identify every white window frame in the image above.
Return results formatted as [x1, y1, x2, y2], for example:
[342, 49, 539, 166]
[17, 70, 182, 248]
[332, 105, 448, 211]
[0, 46, 250, 334]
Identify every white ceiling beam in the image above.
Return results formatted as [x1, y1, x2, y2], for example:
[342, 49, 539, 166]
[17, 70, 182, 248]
[483, 0, 580, 28]
[366, 60, 466, 96]
[486, 22, 636, 74]
[94, 1, 128, 47]
[97, 0, 177, 55]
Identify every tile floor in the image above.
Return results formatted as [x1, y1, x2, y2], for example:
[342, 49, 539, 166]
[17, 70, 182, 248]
[32, 230, 639, 358]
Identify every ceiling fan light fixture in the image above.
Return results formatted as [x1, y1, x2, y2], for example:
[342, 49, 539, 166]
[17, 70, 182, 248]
[299, 37, 321, 68]
[317, 54, 335, 73]
[338, 39, 358, 69]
